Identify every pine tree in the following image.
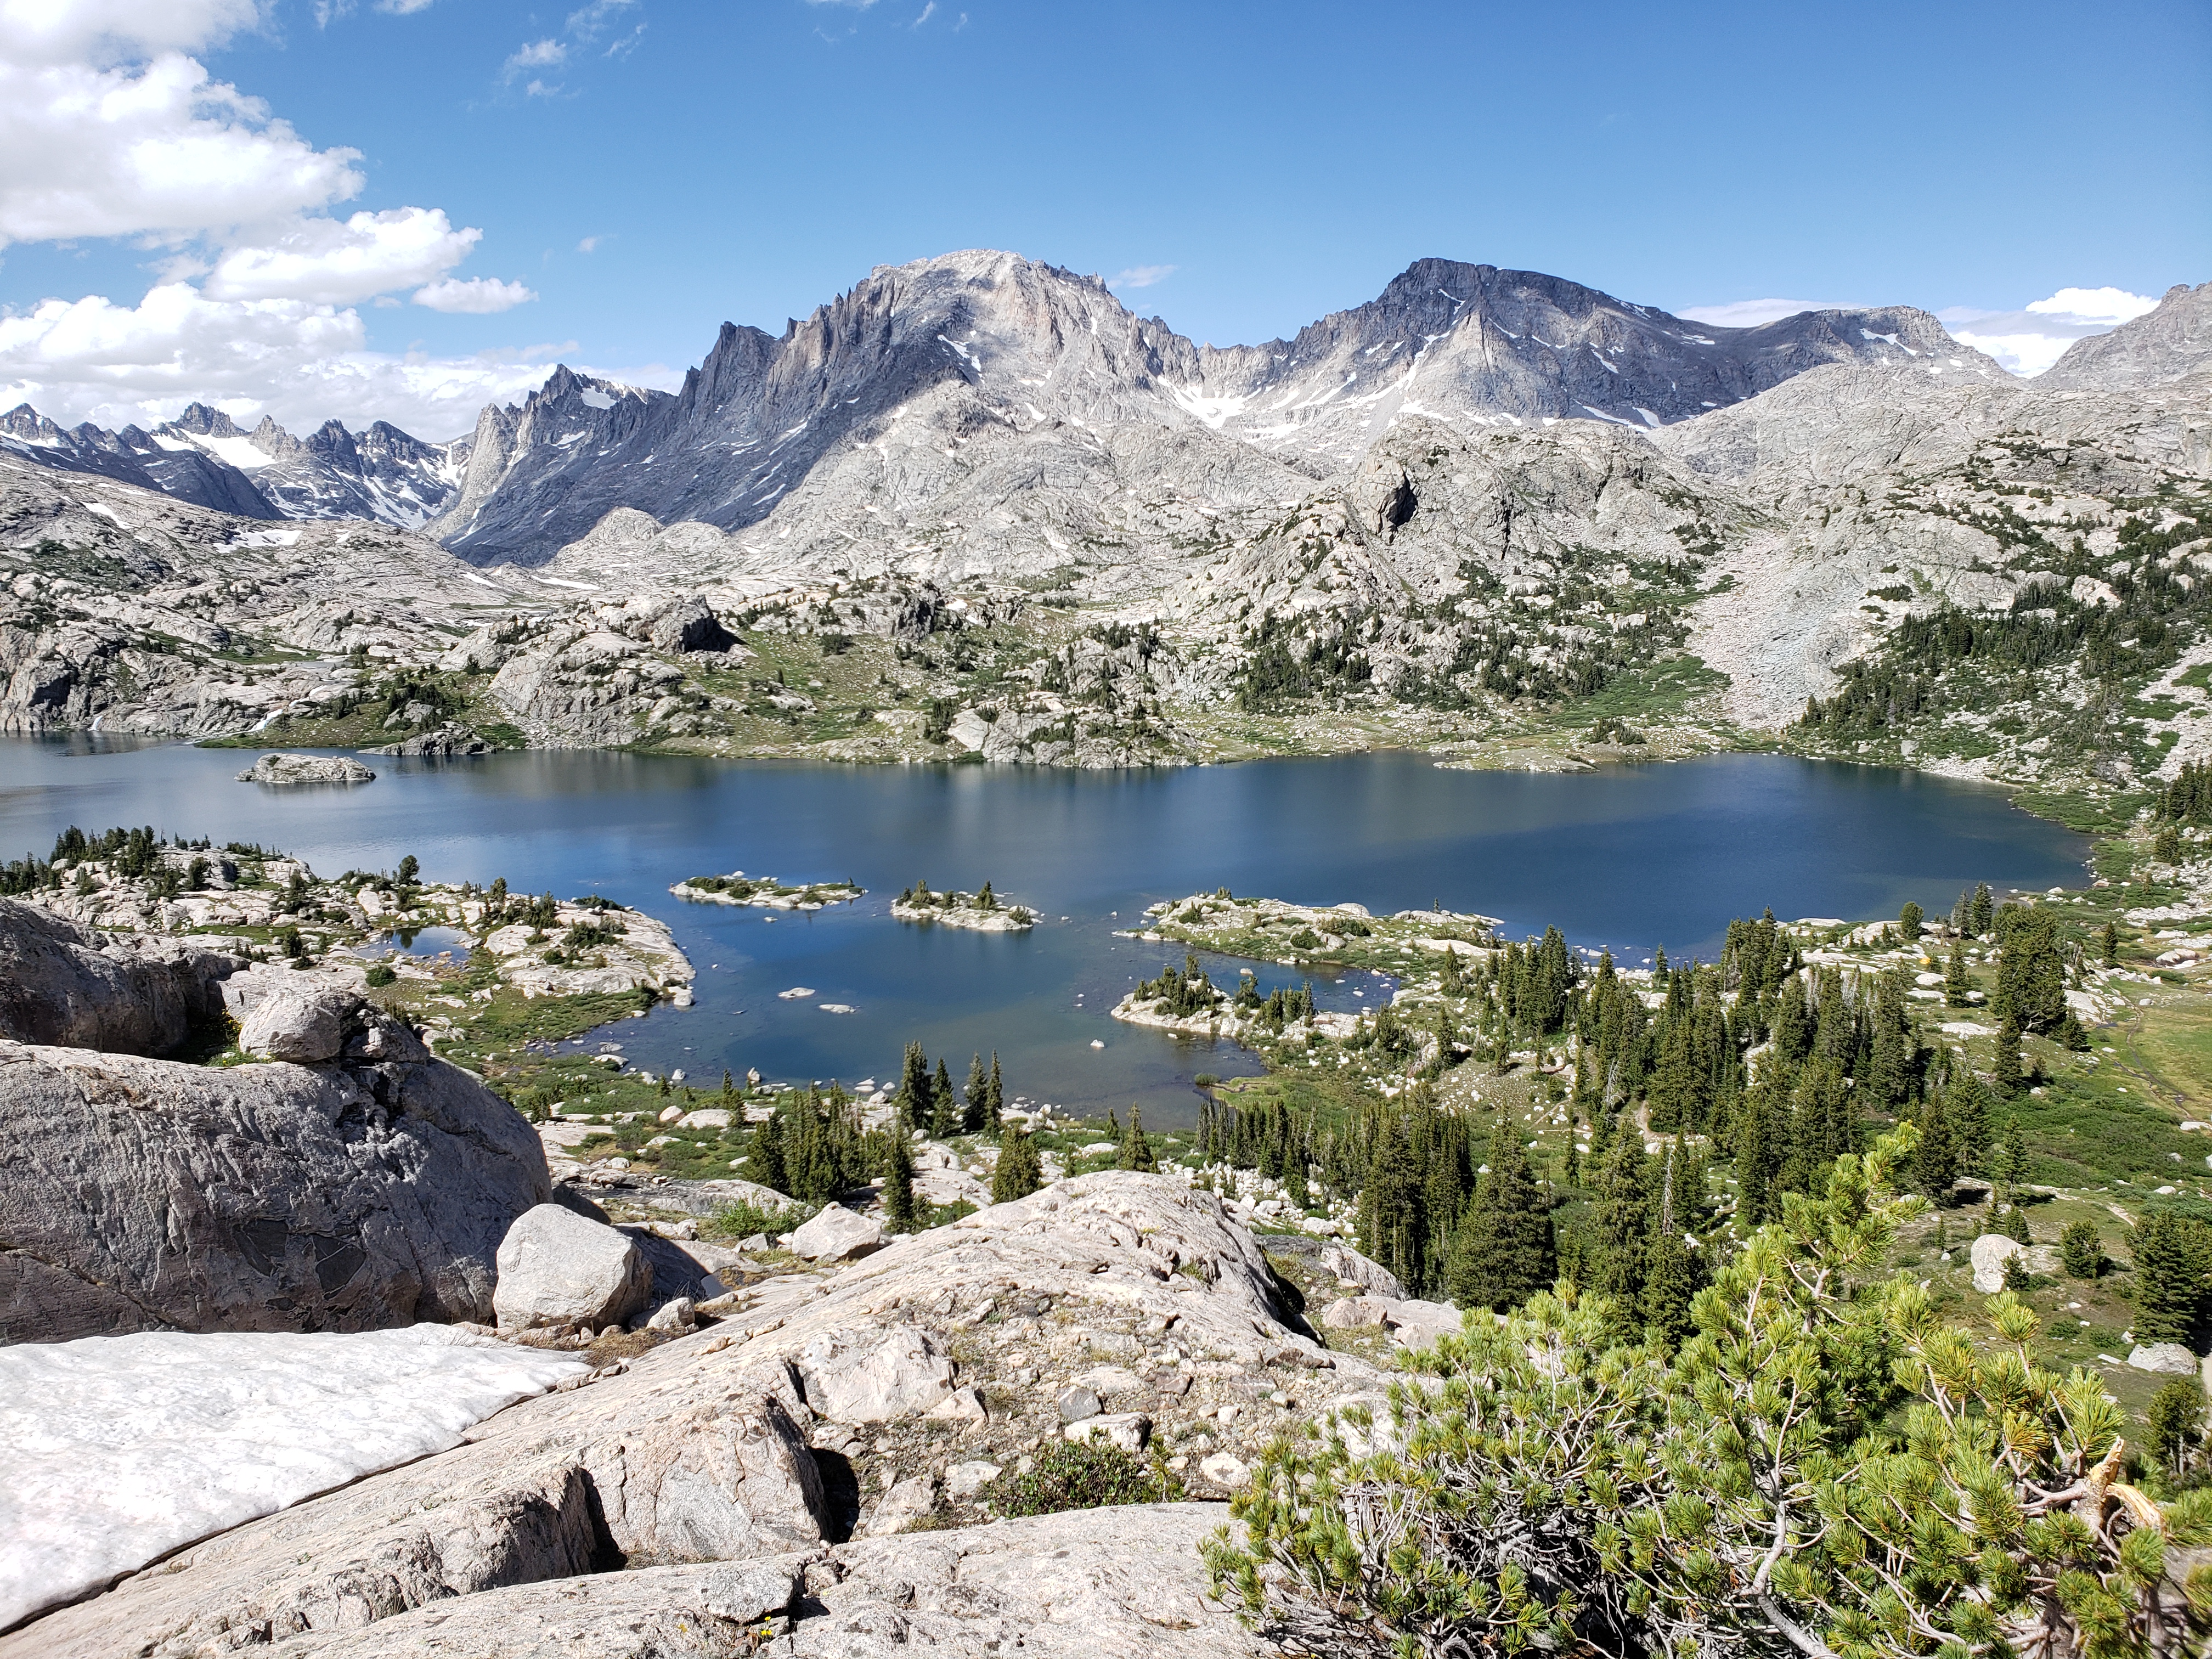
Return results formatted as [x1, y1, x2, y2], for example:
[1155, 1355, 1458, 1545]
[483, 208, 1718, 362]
[1899, 900, 1923, 941]
[1862, 972, 1915, 1110]
[1358, 1118, 1426, 1294]
[1993, 1018, 2024, 1097]
[2102, 921, 2120, 968]
[721, 1069, 735, 1104]
[1118, 1104, 1158, 1172]
[991, 1124, 1043, 1204]
[2134, 1214, 2210, 1345]
[1944, 940, 1973, 1007]
[1584, 1128, 1649, 1306]
[1971, 882, 1994, 936]
[751, 1102, 788, 1194]
[1446, 1121, 1557, 1313]
[1914, 1089, 1957, 1200]
[986, 1053, 1005, 1138]
[963, 1053, 989, 1133]
[894, 1041, 932, 1133]
[882, 1134, 918, 1230]
[930, 1058, 958, 1138]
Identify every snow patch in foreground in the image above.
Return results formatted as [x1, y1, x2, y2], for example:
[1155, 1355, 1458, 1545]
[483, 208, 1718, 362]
[0, 1325, 585, 1631]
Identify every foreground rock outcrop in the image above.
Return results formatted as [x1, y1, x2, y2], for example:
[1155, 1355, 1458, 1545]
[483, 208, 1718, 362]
[0, 997, 551, 1342]
[5, 1172, 1389, 1656]
[0, 897, 238, 1056]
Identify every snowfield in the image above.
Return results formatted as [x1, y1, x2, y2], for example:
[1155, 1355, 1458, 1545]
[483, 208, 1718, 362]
[0, 1326, 585, 1630]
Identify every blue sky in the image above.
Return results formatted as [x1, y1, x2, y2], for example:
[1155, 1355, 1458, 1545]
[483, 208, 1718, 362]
[1, 0, 2205, 435]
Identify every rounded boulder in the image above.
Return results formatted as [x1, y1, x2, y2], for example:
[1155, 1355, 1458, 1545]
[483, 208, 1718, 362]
[493, 1203, 652, 1333]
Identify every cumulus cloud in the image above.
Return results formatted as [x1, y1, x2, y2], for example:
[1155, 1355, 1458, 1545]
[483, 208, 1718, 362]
[0, 0, 265, 66]
[202, 207, 478, 304]
[1942, 286, 2159, 376]
[576, 235, 603, 253]
[1675, 297, 1861, 328]
[412, 276, 537, 314]
[0, 53, 363, 246]
[0, 0, 562, 439]
[0, 284, 673, 437]
[1107, 264, 1177, 290]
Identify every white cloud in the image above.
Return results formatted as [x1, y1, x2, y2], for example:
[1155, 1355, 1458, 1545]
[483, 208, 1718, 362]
[0, 53, 363, 246]
[0, 282, 675, 438]
[1108, 264, 1177, 291]
[0, 1, 575, 439]
[1942, 285, 2159, 376]
[0, 0, 264, 66]
[412, 276, 537, 314]
[504, 38, 566, 74]
[912, 2, 936, 24]
[1674, 297, 1860, 328]
[565, 0, 638, 40]
[2026, 286, 2159, 327]
[576, 235, 603, 253]
[202, 207, 478, 304]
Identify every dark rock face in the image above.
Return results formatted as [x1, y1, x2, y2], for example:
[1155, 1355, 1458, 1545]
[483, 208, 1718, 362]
[0, 404, 279, 518]
[0, 1025, 552, 1344]
[0, 401, 467, 528]
[0, 898, 236, 1056]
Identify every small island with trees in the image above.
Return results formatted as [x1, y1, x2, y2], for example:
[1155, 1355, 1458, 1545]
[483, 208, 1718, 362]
[890, 877, 1036, 931]
[668, 871, 864, 909]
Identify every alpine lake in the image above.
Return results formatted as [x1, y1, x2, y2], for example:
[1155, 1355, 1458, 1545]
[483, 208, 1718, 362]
[0, 740, 2090, 1127]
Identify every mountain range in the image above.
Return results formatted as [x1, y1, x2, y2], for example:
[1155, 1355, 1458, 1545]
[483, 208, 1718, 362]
[2, 256, 2207, 788]
[0, 401, 468, 528]
[6, 255, 2003, 563]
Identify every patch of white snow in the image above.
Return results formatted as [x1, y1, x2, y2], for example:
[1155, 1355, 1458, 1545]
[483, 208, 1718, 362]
[0, 1327, 583, 1630]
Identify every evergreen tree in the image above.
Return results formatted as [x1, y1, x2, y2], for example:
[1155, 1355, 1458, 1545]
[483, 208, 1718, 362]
[2133, 1212, 2210, 1347]
[1735, 1087, 1775, 1226]
[1992, 1018, 2024, 1097]
[1944, 940, 1973, 1007]
[1914, 1088, 1957, 1201]
[930, 1057, 958, 1138]
[1949, 1070, 1993, 1164]
[1117, 1104, 1158, 1172]
[963, 1053, 989, 1133]
[882, 1134, 918, 1230]
[751, 1102, 787, 1194]
[894, 1041, 933, 1133]
[1583, 1128, 1649, 1306]
[2059, 1217, 2103, 1278]
[988, 1053, 1005, 1135]
[1971, 881, 1994, 935]
[1898, 900, 1923, 941]
[1654, 1150, 1699, 1353]
[2102, 921, 2119, 968]
[1446, 1121, 1557, 1313]
[1358, 1117, 1426, 1294]
[1861, 972, 1915, 1110]
[991, 1124, 1043, 1204]
[1993, 916, 2066, 1032]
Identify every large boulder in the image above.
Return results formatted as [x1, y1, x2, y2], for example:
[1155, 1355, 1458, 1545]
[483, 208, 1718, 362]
[0, 898, 235, 1056]
[237, 982, 362, 1062]
[2129, 1342, 2201, 1375]
[222, 1506, 1265, 1658]
[235, 753, 375, 785]
[493, 1205, 652, 1334]
[787, 1204, 885, 1262]
[1971, 1233, 2023, 1293]
[0, 1032, 551, 1344]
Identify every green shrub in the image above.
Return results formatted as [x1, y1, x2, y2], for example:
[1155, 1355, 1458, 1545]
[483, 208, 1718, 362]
[2059, 1217, 2103, 1278]
[364, 962, 396, 988]
[990, 1441, 1182, 1517]
[704, 1198, 812, 1241]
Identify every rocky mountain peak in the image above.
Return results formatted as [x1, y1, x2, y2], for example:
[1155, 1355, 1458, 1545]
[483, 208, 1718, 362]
[169, 403, 243, 440]
[2040, 279, 2212, 391]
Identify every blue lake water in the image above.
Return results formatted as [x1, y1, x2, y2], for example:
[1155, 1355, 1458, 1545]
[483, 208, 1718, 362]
[0, 740, 2090, 1123]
